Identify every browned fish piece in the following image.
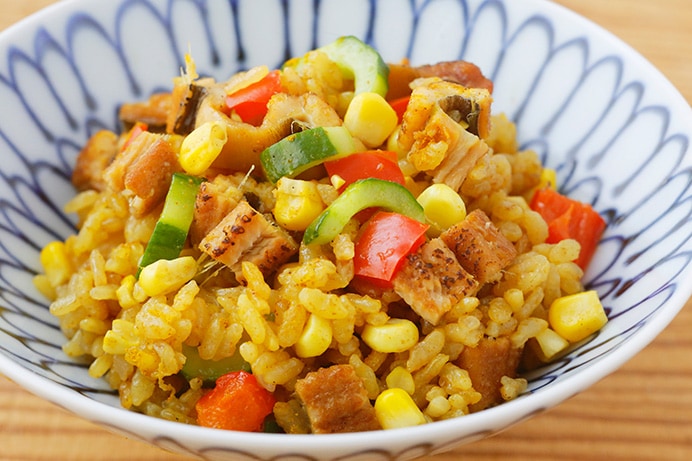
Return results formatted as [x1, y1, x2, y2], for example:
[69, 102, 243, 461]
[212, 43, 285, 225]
[71, 130, 118, 192]
[456, 336, 523, 411]
[441, 209, 517, 285]
[119, 92, 172, 131]
[393, 238, 479, 325]
[388, 60, 494, 101]
[189, 175, 243, 246]
[198, 200, 298, 280]
[294, 364, 381, 433]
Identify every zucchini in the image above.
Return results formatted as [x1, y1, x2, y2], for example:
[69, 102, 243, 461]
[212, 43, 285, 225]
[303, 178, 426, 245]
[137, 173, 203, 276]
[260, 126, 355, 183]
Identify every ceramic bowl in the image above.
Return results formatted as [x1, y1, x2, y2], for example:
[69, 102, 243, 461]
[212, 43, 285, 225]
[1, 0, 691, 460]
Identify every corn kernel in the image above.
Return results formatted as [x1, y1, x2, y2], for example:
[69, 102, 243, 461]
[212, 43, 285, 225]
[548, 290, 607, 342]
[137, 256, 197, 297]
[362, 318, 419, 353]
[416, 183, 466, 234]
[344, 92, 398, 148]
[295, 313, 332, 358]
[532, 327, 570, 361]
[40, 241, 73, 286]
[274, 177, 325, 231]
[386, 366, 416, 395]
[179, 120, 228, 175]
[375, 388, 426, 429]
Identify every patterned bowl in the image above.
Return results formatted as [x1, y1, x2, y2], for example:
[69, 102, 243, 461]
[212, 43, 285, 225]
[1, 0, 691, 460]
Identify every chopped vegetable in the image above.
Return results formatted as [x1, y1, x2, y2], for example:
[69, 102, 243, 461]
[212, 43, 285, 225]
[260, 126, 356, 183]
[353, 211, 428, 285]
[303, 178, 426, 245]
[138, 256, 197, 297]
[223, 69, 284, 126]
[416, 183, 467, 234]
[137, 173, 203, 276]
[295, 313, 333, 358]
[273, 177, 325, 231]
[548, 290, 607, 342]
[361, 318, 420, 353]
[317, 35, 389, 97]
[121, 121, 148, 151]
[181, 344, 251, 387]
[343, 92, 398, 147]
[530, 187, 606, 270]
[195, 370, 276, 432]
[178, 121, 228, 175]
[374, 388, 426, 429]
[324, 150, 405, 191]
[389, 96, 410, 124]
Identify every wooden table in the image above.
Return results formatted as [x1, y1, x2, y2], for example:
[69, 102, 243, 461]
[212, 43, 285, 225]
[1, 0, 691, 460]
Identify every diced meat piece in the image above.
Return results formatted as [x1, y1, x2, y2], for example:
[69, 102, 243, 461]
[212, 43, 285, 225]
[294, 364, 381, 433]
[198, 200, 298, 280]
[388, 60, 493, 101]
[456, 336, 523, 411]
[119, 92, 172, 131]
[102, 131, 182, 216]
[71, 130, 118, 191]
[441, 209, 517, 285]
[124, 137, 182, 216]
[392, 238, 479, 325]
[189, 175, 244, 246]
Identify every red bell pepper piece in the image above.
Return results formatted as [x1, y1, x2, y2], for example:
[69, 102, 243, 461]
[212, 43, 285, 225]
[388, 96, 410, 124]
[121, 121, 148, 151]
[223, 70, 283, 126]
[530, 188, 606, 270]
[353, 211, 429, 286]
[195, 370, 276, 432]
[325, 150, 405, 192]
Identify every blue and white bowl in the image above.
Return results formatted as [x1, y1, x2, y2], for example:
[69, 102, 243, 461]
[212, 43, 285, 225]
[1, 0, 691, 460]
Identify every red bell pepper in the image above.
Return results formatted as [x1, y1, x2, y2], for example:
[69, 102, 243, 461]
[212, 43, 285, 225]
[353, 211, 429, 286]
[324, 151, 405, 191]
[529, 188, 606, 270]
[223, 70, 283, 126]
[388, 96, 410, 123]
[121, 121, 148, 151]
[195, 370, 276, 432]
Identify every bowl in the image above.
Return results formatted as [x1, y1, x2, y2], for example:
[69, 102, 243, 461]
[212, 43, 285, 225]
[1, 0, 691, 460]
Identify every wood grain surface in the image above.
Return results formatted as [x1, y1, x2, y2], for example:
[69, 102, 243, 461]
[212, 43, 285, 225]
[1, 1, 691, 460]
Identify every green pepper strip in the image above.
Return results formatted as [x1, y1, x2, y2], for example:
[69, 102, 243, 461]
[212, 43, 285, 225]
[137, 172, 203, 276]
[303, 178, 426, 245]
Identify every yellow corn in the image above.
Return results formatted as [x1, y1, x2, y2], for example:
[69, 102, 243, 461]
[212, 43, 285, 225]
[416, 183, 466, 234]
[273, 177, 325, 231]
[361, 318, 419, 353]
[344, 92, 398, 148]
[548, 290, 607, 342]
[295, 313, 332, 358]
[532, 327, 570, 361]
[385, 366, 416, 395]
[178, 120, 228, 175]
[137, 256, 197, 297]
[40, 241, 73, 286]
[375, 388, 426, 429]
[538, 167, 558, 190]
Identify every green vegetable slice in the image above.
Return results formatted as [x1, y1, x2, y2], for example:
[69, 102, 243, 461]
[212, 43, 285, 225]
[303, 178, 426, 245]
[181, 344, 251, 387]
[137, 172, 203, 276]
[319, 35, 389, 97]
[260, 126, 356, 183]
